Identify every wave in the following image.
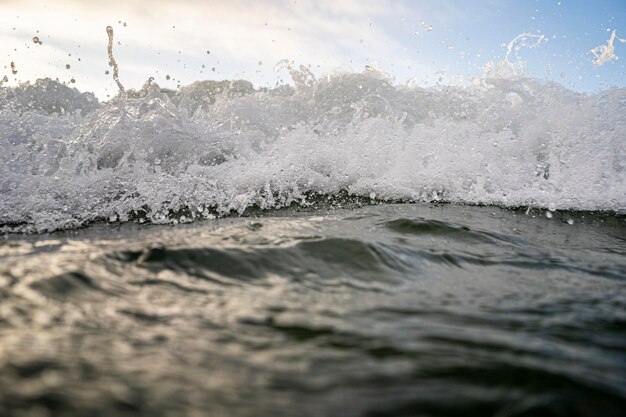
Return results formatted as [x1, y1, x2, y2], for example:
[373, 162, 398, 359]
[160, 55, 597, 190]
[1, 66, 625, 232]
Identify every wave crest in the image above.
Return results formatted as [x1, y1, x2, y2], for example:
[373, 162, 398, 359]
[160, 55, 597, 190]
[1, 67, 625, 232]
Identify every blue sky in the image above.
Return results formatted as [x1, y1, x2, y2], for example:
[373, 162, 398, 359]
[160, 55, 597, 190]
[393, 0, 626, 91]
[1, 0, 624, 98]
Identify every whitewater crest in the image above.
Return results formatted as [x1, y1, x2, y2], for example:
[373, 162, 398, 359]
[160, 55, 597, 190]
[0, 62, 625, 232]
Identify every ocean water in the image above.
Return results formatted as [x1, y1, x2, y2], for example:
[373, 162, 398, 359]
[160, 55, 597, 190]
[1, 54, 625, 416]
[1, 204, 625, 416]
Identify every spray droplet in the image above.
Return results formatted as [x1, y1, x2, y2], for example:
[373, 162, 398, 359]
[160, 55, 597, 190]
[106, 25, 125, 94]
[590, 30, 626, 67]
[65, 64, 71, 69]
[417, 21, 433, 32]
[32, 36, 39, 44]
[10, 62, 17, 75]
[70, 78, 75, 83]
[166, 74, 171, 80]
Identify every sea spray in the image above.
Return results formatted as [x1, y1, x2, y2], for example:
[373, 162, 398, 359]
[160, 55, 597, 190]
[106, 25, 125, 95]
[0, 31, 624, 232]
[591, 30, 626, 67]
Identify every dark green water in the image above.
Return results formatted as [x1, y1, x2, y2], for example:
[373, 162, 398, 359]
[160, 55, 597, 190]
[1, 204, 625, 417]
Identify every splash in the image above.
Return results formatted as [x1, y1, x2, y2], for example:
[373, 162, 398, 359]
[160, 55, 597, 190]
[0, 62, 624, 232]
[0, 26, 624, 232]
[590, 30, 626, 67]
[106, 25, 125, 94]
[505, 33, 546, 62]
[481, 33, 547, 80]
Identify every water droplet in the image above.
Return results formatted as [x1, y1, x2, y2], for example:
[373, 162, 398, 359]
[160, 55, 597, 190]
[32, 36, 39, 44]
[106, 25, 124, 93]
[65, 64, 71, 69]
[545, 211, 553, 219]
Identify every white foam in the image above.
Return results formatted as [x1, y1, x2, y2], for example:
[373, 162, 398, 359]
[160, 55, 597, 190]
[1, 65, 624, 232]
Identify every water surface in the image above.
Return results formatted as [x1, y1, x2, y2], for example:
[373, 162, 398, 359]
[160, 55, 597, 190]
[1, 203, 624, 417]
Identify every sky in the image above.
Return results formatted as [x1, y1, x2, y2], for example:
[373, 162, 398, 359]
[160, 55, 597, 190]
[1, 0, 624, 99]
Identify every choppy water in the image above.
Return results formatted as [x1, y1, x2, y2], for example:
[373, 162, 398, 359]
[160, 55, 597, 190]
[1, 204, 625, 417]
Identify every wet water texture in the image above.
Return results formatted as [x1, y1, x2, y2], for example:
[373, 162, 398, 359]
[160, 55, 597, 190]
[1, 204, 625, 417]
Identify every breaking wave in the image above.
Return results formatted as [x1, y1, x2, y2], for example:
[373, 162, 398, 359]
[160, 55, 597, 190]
[1, 65, 625, 232]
